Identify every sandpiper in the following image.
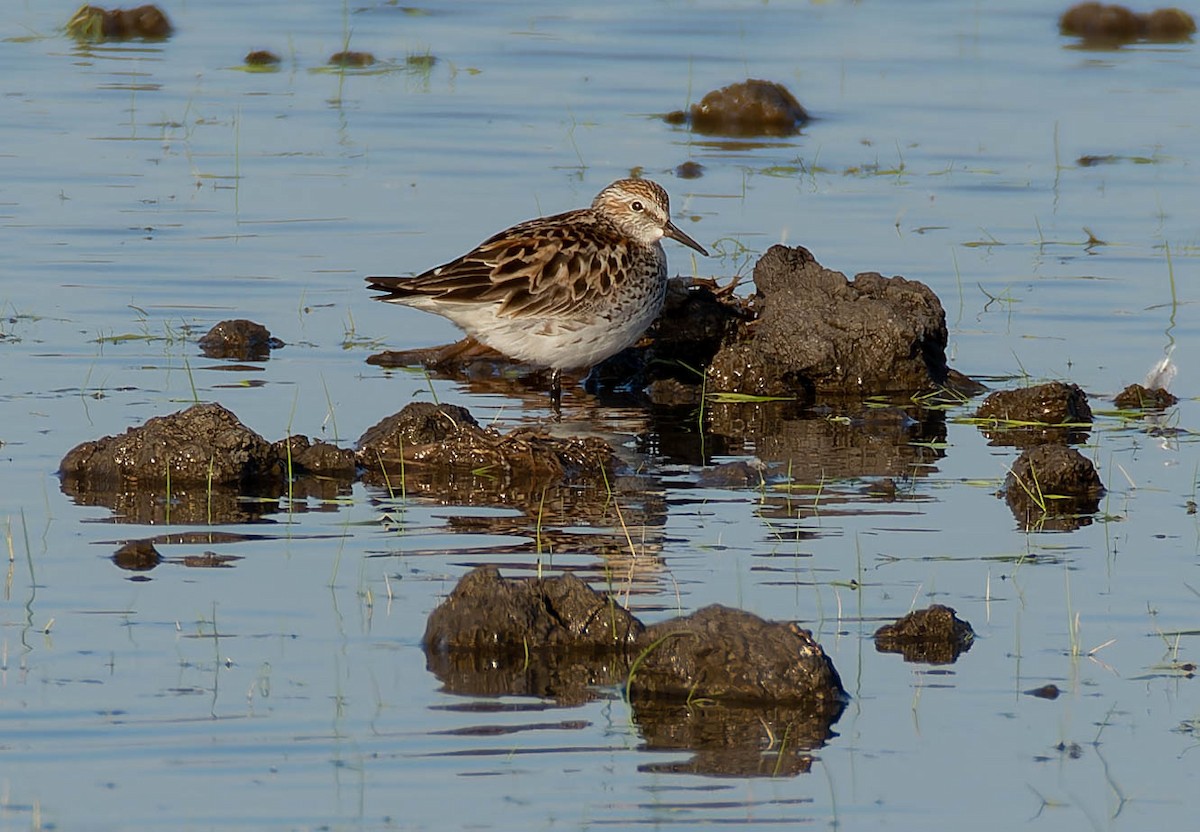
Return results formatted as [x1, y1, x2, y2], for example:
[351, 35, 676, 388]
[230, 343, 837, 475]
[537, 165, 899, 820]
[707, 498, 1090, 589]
[366, 178, 708, 402]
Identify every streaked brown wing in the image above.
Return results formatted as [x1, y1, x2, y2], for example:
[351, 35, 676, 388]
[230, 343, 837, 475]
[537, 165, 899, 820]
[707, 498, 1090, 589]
[367, 210, 629, 319]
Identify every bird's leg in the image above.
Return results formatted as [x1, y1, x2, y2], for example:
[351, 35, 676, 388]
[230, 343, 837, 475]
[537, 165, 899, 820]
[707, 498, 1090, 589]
[550, 368, 563, 419]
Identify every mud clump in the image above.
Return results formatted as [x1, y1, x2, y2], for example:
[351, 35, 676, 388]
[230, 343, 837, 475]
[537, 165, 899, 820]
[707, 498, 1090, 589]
[59, 403, 280, 488]
[58, 403, 356, 524]
[1113, 383, 1177, 410]
[874, 605, 975, 665]
[424, 566, 845, 708]
[244, 50, 281, 67]
[631, 606, 845, 709]
[424, 566, 643, 654]
[674, 161, 704, 179]
[1059, 3, 1196, 43]
[975, 382, 1093, 446]
[706, 245, 960, 398]
[1003, 444, 1105, 530]
[357, 402, 615, 496]
[666, 80, 809, 137]
[66, 4, 172, 41]
[198, 319, 284, 361]
[328, 51, 376, 67]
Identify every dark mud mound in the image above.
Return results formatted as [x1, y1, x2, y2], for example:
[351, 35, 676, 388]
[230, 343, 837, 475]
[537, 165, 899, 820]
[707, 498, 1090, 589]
[58, 403, 355, 524]
[706, 246, 965, 398]
[328, 50, 375, 67]
[1003, 444, 1105, 531]
[1113, 383, 1177, 410]
[198, 319, 284, 360]
[59, 403, 279, 488]
[631, 605, 846, 709]
[975, 381, 1093, 447]
[244, 50, 281, 67]
[357, 402, 615, 497]
[423, 566, 644, 653]
[1059, 3, 1195, 43]
[874, 605, 975, 665]
[423, 567, 846, 775]
[66, 4, 172, 41]
[665, 80, 809, 137]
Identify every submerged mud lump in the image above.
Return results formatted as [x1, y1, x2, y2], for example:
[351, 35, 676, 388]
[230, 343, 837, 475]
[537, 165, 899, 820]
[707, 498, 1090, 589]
[975, 381, 1093, 446]
[1059, 3, 1196, 42]
[66, 4, 172, 41]
[1003, 443, 1105, 529]
[706, 245, 959, 398]
[874, 605, 975, 665]
[666, 80, 809, 137]
[357, 401, 614, 485]
[198, 319, 284, 361]
[1113, 383, 1178, 410]
[423, 566, 643, 653]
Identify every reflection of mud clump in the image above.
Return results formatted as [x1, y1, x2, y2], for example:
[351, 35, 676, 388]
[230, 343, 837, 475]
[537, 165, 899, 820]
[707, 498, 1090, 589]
[424, 566, 643, 653]
[1113, 383, 1177, 410]
[632, 606, 845, 709]
[874, 605, 975, 665]
[975, 382, 1093, 447]
[707, 246, 958, 398]
[1059, 3, 1196, 43]
[66, 4, 172, 41]
[328, 51, 375, 67]
[357, 402, 614, 490]
[198, 319, 284, 361]
[666, 80, 809, 137]
[1003, 444, 1105, 531]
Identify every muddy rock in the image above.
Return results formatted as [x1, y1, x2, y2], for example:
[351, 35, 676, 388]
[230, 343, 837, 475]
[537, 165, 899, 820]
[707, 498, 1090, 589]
[674, 161, 704, 179]
[630, 606, 846, 708]
[706, 246, 957, 398]
[1003, 444, 1105, 530]
[272, 435, 357, 478]
[198, 319, 284, 360]
[357, 402, 615, 491]
[66, 4, 172, 41]
[423, 566, 643, 654]
[975, 381, 1093, 446]
[669, 80, 809, 137]
[1059, 3, 1195, 43]
[874, 605, 975, 665]
[1113, 383, 1177, 410]
[59, 403, 280, 488]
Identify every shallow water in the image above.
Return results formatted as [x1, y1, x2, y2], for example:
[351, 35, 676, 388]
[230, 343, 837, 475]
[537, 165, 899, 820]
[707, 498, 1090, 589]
[2, 1, 1199, 830]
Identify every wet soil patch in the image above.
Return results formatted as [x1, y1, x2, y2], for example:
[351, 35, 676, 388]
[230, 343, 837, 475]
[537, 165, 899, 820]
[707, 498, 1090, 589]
[975, 381, 1093, 447]
[198, 319, 284, 361]
[874, 605, 975, 665]
[1002, 444, 1105, 531]
[664, 79, 809, 137]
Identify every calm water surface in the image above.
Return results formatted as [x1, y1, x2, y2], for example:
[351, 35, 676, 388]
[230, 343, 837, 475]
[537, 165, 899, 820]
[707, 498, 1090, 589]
[2, 1, 1199, 830]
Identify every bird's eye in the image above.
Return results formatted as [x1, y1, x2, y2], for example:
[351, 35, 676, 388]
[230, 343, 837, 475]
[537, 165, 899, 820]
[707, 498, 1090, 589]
[631, 200, 644, 212]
